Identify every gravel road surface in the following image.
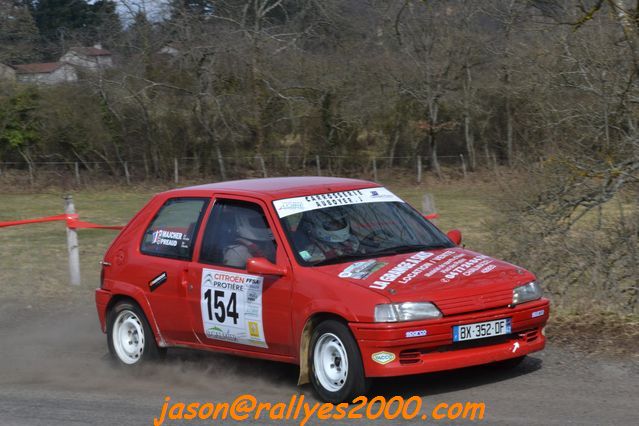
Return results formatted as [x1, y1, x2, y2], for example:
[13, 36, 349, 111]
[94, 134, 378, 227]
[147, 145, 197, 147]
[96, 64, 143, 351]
[0, 300, 636, 426]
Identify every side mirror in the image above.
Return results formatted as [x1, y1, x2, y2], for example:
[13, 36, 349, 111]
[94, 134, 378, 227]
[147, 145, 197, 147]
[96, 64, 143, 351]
[246, 257, 288, 277]
[447, 229, 462, 246]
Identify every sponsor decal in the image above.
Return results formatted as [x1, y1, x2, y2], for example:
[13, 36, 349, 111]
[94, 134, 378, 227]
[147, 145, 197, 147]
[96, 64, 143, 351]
[299, 250, 311, 261]
[201, 269, 267, 348]
[273, 187, 404, 218]
[405, 330, 427, 338]
[369, 251, 433, 290]
[371, 351, 396, 365]
[148, 271, 168, 291]
[481, 264, 497, 273]
[417, 251, 495, 283]
[339, 260, 387, 279]
[276, 201, 304, 212]
[248, 321, 260, 338]
[531, 309, 545, 318]
[368, 249, 498, 289]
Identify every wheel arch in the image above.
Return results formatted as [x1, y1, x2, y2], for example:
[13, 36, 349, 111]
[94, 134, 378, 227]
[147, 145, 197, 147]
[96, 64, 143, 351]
[297, 311, 351, 386]
[105, 293, 167, 347]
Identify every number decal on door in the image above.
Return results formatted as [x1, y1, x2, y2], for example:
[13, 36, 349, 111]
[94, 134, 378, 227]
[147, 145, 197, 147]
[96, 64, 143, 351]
[203, 289, 239, 325]
[200, 269, 267, 348]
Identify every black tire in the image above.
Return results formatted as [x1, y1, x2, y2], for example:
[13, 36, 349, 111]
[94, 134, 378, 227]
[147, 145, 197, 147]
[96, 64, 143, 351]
[106, 300, 165, 366]
[309, 319, 371, 403]
[489, 355, 526, 369]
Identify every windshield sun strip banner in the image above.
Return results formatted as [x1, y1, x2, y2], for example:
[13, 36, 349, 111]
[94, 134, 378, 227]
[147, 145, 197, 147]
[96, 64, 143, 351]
[273, 187, 405, 218]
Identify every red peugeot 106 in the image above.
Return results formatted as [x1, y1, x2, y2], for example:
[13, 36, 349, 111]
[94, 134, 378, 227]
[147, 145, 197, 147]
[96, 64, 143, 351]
[95, 177, 549, 402]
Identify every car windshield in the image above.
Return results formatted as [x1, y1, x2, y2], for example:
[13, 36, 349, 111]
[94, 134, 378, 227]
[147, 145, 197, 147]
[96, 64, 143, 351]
[275, 193, 453, 266]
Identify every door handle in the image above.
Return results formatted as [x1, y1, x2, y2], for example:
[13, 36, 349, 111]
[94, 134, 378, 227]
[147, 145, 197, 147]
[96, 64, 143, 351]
[180, 269, 190, 292]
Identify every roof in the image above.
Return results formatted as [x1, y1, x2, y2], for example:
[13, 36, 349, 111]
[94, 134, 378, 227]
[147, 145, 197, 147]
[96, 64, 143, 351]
[12, 62, 63, 74]
[167, 177, 379, 200]
[69, 46, 112, 57]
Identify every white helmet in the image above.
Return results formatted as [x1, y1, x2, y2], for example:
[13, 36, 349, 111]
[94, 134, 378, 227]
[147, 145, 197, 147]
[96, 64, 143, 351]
[306, 208, 351, 243]
[236, 210, 273, 241]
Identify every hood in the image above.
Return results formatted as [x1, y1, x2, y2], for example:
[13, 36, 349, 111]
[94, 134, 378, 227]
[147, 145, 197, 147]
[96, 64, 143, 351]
[316, 247, 536, 315]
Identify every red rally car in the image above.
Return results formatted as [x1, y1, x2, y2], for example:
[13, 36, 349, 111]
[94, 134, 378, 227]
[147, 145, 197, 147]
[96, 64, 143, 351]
[95, 177, 549, 402]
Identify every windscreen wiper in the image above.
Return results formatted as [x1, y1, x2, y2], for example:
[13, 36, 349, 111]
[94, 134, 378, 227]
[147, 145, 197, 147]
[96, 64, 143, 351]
[372, 244, 448, 257]
[311, 253, 376, 267]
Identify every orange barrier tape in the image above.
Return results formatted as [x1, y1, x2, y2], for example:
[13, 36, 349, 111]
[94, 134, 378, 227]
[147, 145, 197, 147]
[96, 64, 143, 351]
[0, 213, 123, 230]
[425, 213, 439, 219]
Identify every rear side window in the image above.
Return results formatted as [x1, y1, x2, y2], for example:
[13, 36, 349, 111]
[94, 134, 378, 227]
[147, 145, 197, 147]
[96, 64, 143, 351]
[141, 198, 209, 260]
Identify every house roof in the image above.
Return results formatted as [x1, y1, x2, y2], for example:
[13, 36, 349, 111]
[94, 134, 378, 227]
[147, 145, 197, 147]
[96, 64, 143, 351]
[69, 46, 112, 57]
[12, 62, 63, 74]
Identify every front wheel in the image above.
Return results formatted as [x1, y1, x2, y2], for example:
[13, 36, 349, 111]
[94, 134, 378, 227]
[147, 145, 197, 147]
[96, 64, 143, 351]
[107, 301, 164, 366]
[309, 320, 371, 403]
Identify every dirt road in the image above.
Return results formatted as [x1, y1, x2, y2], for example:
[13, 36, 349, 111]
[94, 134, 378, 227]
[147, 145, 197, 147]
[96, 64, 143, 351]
[0, 299, 636, 426]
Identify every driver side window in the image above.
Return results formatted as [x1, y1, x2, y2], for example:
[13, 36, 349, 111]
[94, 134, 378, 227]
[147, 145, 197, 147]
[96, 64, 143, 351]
[199, 199, 277, 269]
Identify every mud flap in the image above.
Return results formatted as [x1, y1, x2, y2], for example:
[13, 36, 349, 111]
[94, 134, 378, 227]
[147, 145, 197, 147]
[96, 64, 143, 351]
[297, 318, 316, 386]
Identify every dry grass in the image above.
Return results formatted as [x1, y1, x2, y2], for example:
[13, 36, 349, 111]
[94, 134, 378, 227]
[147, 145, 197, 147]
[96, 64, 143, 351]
[547, 309, 639, 359]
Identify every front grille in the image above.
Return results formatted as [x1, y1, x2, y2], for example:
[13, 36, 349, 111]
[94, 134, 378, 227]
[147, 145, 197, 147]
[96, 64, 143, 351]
[435, 288, 513, 315]
[520, 328, 539, 343]
[397, 327, 540, 365]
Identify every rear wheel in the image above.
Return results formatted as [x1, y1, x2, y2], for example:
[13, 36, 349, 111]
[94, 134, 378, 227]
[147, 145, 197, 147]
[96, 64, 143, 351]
[107, 301, 164, 366]
[309, 320, 371, 403]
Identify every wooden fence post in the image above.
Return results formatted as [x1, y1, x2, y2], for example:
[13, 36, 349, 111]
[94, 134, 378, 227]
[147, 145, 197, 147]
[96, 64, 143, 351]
[124, 161, 131, 185]
[28, 162, 34, 187]
[216, 149, 227, 181]
[372, 157, 378, 181]
[422, 193, 437, 224]
[74, 162, 81, 186]
[285, 148, 290, 172]
[256, 154, 267, 177]
[416, 156, 422, 184]
[64, 195, 81, 287]
[460, 154, 467, 179]
[174, 157, 179, 184]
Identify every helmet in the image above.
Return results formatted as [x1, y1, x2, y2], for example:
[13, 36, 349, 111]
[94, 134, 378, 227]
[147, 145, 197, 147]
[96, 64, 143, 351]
[236, 209, 273, 241]
[305, 208, 351, 243]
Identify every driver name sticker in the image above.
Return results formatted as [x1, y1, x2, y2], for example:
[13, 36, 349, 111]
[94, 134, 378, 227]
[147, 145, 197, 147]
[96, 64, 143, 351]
[200, 268, 267, 348]
[273, 187, 404, 218]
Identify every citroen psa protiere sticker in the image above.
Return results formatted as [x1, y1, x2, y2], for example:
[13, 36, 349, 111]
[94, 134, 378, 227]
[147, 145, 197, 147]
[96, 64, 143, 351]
[200, 269, 267, 348]
[273, 187, 404, 218]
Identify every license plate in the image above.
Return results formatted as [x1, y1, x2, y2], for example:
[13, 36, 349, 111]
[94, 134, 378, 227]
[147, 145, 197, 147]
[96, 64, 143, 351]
[453, 318, 511, 342]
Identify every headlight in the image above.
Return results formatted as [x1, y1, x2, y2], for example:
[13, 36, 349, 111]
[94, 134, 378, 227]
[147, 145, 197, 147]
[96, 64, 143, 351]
[512, 281, 542, 305]
[374, 302, 442, 322]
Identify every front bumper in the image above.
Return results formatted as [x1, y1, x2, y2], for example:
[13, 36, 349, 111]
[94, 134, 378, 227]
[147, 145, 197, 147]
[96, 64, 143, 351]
[350, 298, 550, 377]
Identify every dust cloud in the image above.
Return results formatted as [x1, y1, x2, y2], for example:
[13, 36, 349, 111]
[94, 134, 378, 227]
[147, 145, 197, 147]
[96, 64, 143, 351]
[0, 298, 302, 402]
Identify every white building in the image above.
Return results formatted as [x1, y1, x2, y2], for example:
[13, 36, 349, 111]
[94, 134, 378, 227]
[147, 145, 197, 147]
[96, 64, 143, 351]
[0, 63, 16, 82]
[12, 62, 78, 85]
[60, 44, 113, 70]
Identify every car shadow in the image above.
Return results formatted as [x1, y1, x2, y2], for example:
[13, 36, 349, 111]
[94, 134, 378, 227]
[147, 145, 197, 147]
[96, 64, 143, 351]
[370, 356, 543, 398]
[159, 347, 542, 399]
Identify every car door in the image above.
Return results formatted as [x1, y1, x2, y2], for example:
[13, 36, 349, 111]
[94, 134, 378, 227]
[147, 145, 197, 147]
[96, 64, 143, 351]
[185, 195, 294, 356]
[136, 196, 209, 344]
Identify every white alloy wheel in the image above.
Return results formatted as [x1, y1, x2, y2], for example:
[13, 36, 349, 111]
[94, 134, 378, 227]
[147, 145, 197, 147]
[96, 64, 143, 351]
[112, 310, 145, 364]
[313, 332, 349, 392]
